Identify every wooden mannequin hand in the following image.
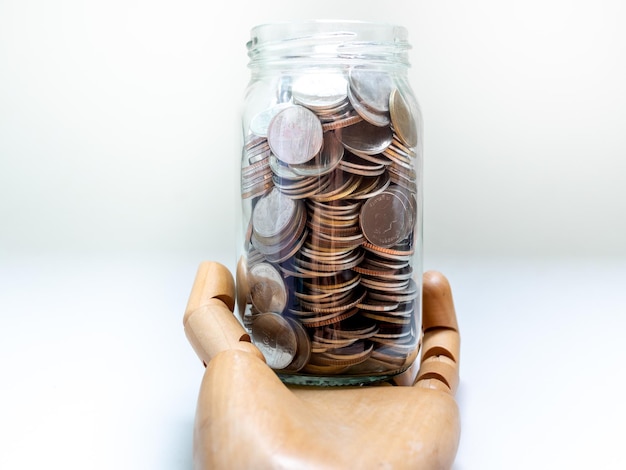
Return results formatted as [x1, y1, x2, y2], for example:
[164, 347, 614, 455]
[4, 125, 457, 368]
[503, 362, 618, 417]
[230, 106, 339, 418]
[184, 262, 461, 469]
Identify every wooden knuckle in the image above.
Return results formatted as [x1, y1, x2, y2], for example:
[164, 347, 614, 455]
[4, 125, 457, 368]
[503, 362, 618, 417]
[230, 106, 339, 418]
[415, 377, 452, 393]
[416, 355, 459, 394]
[421, 327, 460, 364]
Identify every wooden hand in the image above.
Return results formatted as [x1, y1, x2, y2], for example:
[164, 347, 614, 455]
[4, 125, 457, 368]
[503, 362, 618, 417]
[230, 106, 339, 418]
[184, 262, 461, 469]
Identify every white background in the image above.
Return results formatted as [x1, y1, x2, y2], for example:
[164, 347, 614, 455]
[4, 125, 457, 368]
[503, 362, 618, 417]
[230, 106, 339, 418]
[1, 1, 626, 469]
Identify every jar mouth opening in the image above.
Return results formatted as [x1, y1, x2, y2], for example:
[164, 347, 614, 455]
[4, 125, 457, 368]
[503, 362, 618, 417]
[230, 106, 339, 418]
[247, 20, 411, 69]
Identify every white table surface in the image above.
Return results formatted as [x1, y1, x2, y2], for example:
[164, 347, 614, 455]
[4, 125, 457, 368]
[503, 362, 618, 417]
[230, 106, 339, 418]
[2, 252, 625, 469]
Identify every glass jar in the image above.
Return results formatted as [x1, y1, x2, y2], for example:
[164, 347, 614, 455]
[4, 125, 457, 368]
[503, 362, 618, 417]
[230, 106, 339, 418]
[236, 20, 423, 386]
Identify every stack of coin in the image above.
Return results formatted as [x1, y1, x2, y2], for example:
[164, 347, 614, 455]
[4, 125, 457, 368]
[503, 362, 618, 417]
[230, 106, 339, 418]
[347, 66, 394, 127]
[250, 188, 308, 264]
[241, 135, 273, 199]
[239, 67, 422, 379]
[305, 327, 374, 374]
[292, 72, 355, 125]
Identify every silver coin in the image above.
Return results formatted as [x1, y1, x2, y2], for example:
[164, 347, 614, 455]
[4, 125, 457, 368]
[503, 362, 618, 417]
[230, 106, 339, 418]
[249, 312, 297, 370]
[250, 103, 293, 137]
[267, 105, 323, 165]
[290, 130, 344, 177]
[336, 119, 393, 155]
[248, 262, 288, 314]
[280, 318, 312, 372]
[291, 72, 348, 110]
[268, 154, 306, 180]
[251, 187, 299, 242]
[360, 191, 408, 248]
[349, 67, 394, 114]
[347, 84, 390, 127]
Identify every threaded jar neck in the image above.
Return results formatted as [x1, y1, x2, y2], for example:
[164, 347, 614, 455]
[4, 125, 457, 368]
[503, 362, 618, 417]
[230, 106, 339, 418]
[247, 20, 412, 72]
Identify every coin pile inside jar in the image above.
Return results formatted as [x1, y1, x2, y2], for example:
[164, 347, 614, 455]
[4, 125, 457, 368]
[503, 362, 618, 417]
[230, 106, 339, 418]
[240, 67, 421, 378]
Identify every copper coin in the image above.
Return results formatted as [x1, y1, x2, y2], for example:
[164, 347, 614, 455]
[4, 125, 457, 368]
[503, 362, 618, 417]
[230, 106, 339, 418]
[357, 299, 401, 312]
[362, 311, 411, 325]
[361, 277, 410, 291]
[299, 306, 359, 328]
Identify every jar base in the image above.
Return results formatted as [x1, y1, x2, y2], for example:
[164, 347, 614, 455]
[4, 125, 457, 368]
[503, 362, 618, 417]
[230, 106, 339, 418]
[278, 370, 407, 387]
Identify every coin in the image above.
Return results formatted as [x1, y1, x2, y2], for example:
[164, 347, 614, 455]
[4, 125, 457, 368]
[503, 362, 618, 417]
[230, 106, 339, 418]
[251, 207, 306, 259]
[310, 172, 362, 202]
[309, 342, 373, 367]
[279, 318, 312, 372]
[268, 154, 306, 180]
[324, 342, 374, 362]
[348, 67, 393, 114]
[389, 87, 418, 148]
[360, 276, 410, 291]
[368, 278, 418, 303]
[249, 312, 297, 369]
[252, 187, 301, 243]
[360, 191, 408, 248]
[321, 113, 363, 131]
[289, 130, 344, 177]
[248, 262, 288, 314]
[336, 119, 393, 155]
[236, 255, 250, 319]
[274, 172, 331, 198]
[267, 105, 323, 165]
[325, 317, 378, 340]
[357, 299, 401, 312]
[347, 84, 390, 127]
[299, 305, 359, 328]
[292, 72, 348, 110]
[338, 153, 386, 177]
[250, 103, 293, 137]
[362, 311, 411, 325]
[303, 270, 361, 294]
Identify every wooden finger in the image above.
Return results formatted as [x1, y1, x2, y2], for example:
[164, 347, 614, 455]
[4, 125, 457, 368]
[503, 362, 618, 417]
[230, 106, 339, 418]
[185, 261, 236, 317]
[184, 300, 264, 365]
[415, 270, 460, 393]
[184, 261, 264, 365]
[422, 270, 458, 331]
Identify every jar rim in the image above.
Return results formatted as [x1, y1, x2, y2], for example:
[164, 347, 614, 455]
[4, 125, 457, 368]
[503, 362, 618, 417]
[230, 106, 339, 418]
[249, 19, 408, 39]
[247, 20, 411, 69]
[249, 20, 408, 46]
